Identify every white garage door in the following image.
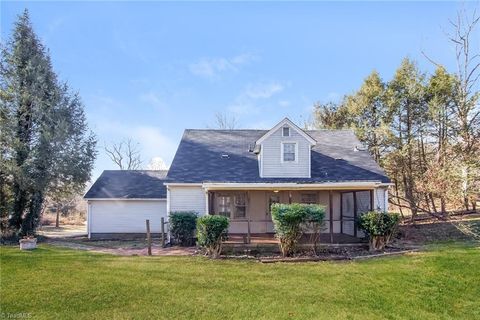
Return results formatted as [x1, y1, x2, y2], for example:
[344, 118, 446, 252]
[89, 200, 167, 234]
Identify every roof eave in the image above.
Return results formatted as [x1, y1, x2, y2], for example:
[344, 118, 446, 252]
[256, 117, 317, 145]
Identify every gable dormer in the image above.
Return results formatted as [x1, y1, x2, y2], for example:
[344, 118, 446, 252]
[256, 118, 316, 178]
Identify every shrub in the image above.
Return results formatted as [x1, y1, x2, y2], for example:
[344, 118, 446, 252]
[169, 211, 198, 246]
[304, 205, 326, 254]
[358, 211, 400, 251]
[196, 215, 229, 258]
[271, 203, 325, 257]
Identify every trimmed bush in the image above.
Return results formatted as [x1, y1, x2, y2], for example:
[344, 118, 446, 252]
[169, 211, 198, 246]
[358, 211, 400, 251]
[304, 205, 326, 254]
[271, 203, 325, 257]
[196, 215, 229, 258]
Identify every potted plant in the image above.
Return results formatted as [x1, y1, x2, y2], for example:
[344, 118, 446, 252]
[19, 235, 37, 250]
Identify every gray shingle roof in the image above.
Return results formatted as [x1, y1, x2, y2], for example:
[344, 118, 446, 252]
[84, 170, 168, 199]
[167, 129, 390, 184]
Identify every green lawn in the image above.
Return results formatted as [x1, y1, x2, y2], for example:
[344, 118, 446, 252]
[1, 244, 479, 320]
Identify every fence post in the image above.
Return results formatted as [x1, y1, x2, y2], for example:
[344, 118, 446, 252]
[146, 219, 152, 256]
[161, 217, 165, 247]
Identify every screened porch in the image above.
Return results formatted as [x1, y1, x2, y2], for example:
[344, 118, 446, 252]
[206, 189, 382, 244]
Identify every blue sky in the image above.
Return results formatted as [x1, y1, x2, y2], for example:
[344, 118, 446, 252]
[1, 1, 475, 180]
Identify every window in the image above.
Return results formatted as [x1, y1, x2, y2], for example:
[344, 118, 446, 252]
[217, 195, 231, 218]
[216, 193, 247, 219]
[301, 193, 317, 204]
[233, 194, 246, 219]
[267, 194, 280, 215]
[282, 127, 290, 137]
[282, 142, 296, 162]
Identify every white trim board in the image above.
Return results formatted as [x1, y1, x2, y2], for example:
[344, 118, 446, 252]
[280, 141, 299, 163]
[164, 183, 203, 187]
[256, 117, 317, 145]
[203, 181, 391, 190]
[85, 198, 166, 201]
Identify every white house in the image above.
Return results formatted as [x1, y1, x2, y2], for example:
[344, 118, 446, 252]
[84, 118, 390, 241]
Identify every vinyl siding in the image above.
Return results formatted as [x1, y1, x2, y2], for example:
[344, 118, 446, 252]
[168, 186, 206, 215]
[374, 187, 388, 212]
[260, 125, 311, 178]
[89, 200, 167, 234]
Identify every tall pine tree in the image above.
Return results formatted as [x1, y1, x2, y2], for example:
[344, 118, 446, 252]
[1, 10, 96, 236]
[344, 70, 390, 163]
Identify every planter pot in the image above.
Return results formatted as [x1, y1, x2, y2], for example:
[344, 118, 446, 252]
[19, 238, 37, 250]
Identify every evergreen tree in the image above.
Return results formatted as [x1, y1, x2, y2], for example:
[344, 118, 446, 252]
[312, 101, 351, 129]
[0, 10, 96, 236]
[309, 9, 480, 218]
[421, 67, 460, 213]
[384, 58, 428, 220]
[344, 70, 390, 162]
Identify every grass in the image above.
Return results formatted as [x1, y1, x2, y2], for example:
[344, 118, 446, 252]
[1, 243, 479, 319]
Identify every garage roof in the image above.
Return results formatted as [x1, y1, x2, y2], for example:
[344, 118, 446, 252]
[84, 170, 168, 199]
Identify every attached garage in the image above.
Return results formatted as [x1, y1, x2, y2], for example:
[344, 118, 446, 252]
[84, 170, 168, 239]
[88, 199, 166, 238]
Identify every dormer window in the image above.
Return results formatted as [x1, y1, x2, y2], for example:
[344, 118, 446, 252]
[282, 142, 296, 162]
[256, 118, 316, 178]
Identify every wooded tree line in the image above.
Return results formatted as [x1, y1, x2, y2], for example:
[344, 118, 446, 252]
[312, 12, 480, 219]
[0, 11, 96, 237]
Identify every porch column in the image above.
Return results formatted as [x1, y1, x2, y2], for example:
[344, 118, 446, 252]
[353, 191, 358, 237]
[329, 191, 333, 244]
[206, 191, 215, 215]
[205, 191, 209, 215]
[370, 189, 374, 211]
[340, 192, 343, 234]
[246, 191, 251, 244]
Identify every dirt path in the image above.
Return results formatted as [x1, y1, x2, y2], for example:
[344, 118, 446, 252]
[45, 239, 197, 256]
[37, 225, 87, 238]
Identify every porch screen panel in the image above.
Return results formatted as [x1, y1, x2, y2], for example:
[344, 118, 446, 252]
[355, 191, 371, 237]
[342, 193, 355, 236]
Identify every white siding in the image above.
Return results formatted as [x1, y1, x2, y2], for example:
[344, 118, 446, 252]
[260, 125, 311, 178]
[168, 186, 206, 215]
[89, 200, 167, 234]
[374, 187, 388, 212]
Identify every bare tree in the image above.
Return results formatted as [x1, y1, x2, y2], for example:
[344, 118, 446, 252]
[214, 111, 238, 129]
[422, 7, 480, 212]
[104, 139, 143, 170]
[448, 9, 480, 210]
[449, 8, 480, 147]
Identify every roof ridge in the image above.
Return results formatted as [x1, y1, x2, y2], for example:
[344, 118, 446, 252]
[185, 129, 268, 131]
[306, 128, 354, 131]
[102, 169, 168, 173]
[183, 128, 354, 132]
